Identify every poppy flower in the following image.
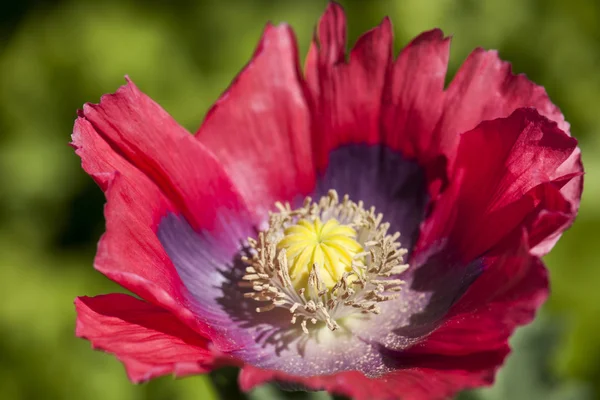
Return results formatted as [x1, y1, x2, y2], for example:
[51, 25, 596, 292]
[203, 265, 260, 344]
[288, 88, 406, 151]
[73, 3, 583, 400]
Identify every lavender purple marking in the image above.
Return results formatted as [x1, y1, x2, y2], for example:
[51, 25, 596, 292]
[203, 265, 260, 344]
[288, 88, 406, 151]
[314, 145, 428, 251]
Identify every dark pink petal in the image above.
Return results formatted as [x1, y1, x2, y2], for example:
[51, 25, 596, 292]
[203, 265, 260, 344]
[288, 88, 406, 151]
[73, 80, 256, 351]
[524, 180, 575, 255]
[417, 108, 579, 262]
[196, 24, 314, 218]
[239, 353, 505, 400]
[527, 149, 583, 256]
[305, 2, 393, 171]
[406, 231, 548, 357]
[308, 5, 569, 187]
[381, 29, 449, 162]
[74, 118, 197, 336]
[436, 49, 570, 170]
[385, 46, 570, 178]
[75, 294, 213, 383]
[80, 78, 253, 232]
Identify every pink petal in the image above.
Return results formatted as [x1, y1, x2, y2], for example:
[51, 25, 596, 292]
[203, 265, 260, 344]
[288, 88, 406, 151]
[73, 80, 255, 350]
[382, 29, 450, 162]
[384, 44, 571, 176]
[437, 49, 570, 170]
[75, 294, 213, 383]
[196, 24, 314, 218]
[407, 231, 548, 357]
[306, 5, 570, 189]
[305, 2, 393, 171]
[79, 78, 253, 232]
[417, 108, 579, 262]
[527, 148, 583, 256]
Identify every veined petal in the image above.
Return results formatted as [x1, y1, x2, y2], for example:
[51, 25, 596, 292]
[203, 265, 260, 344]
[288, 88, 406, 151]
[79, 78, 254, 232]
[73, 79, 256, 351]
[407, 230, 548, 357]
[527, 148, 583, 256]
[196, 23, 314, 219]
[417, 108, 579, 262]
[381, 29, 449, 163]
[309, 4, 572, 197]
[306, 2, 393, 172]
[75, 294, 214, 383]
[437, 48, 570, 171]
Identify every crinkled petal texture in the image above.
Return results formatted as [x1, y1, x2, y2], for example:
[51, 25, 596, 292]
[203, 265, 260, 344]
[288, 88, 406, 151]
[72, 77, 263, 378]
[196, 23, 315, 216]
[75, 294, 214, 382]
[74, 2, 582, 400]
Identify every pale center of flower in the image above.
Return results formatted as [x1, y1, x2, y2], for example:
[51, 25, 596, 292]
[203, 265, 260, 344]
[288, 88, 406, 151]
[277, 218, 363, 291]
[241, 190, 409, 334]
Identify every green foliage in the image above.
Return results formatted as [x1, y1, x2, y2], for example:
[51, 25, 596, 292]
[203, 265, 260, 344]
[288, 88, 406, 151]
[0, 0, 598, 398]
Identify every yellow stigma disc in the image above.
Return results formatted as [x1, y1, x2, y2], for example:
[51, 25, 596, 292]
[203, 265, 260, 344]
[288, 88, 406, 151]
[276, 218, 363, 290]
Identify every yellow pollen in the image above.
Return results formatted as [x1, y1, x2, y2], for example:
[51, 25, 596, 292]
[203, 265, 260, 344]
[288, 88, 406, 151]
[277, 218, 363, 290]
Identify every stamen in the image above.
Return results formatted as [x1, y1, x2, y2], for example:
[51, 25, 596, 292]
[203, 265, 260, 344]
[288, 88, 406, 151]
[241, 190, 409, 333]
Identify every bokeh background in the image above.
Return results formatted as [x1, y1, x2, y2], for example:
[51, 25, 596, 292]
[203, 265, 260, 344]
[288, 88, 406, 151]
[0, 0, 598, 399]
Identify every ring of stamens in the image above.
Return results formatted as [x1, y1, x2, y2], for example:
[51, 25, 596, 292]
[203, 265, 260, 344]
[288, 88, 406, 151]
[241, 190, 409, 334]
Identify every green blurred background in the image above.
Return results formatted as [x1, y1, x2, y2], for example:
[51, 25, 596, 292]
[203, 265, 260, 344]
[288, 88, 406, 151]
[0, 0, 598, 399]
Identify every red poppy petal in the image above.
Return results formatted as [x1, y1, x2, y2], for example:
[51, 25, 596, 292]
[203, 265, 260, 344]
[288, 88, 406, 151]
[417, 108, 578, 262]
[239, 356, 505, 400]
[437, 48, 570, 170]
[73, 82, 255, 350]
[525, 179, 578, 255]
[554, 148, 583, 203]
[75, 294, 213, 383]
[381, 29, 450, 161]
[310, 6, 567, 181]
[305, 2, 393, 171]
[196, 24, 314, 217]
[407, 231, 548, 357]
[528, 149, 583, 256]
[79, 78, 253, 231]
[93, 171, 229, 343]
[73, 118, 190, 331]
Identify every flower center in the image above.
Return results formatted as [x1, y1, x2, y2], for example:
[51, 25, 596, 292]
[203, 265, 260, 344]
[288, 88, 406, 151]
[241, 190, 409, 333]
[277, 218, 363, 291]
